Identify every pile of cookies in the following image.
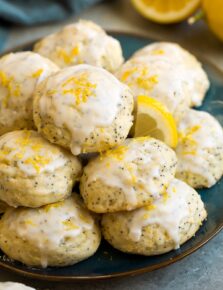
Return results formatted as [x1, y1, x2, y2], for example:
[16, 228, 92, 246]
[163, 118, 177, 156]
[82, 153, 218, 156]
[0, 19, 222, 269]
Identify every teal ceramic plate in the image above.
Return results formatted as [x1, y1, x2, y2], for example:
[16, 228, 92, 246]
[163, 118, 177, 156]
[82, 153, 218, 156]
[0, 32, 223, 281]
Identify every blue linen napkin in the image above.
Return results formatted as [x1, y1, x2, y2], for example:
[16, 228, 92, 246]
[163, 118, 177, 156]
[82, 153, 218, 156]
[0, 0, 102, 52]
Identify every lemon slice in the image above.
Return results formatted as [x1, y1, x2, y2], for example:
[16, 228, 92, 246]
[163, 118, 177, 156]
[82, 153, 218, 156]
[134, 95, 178, 148]
[131, 0, 201, 24]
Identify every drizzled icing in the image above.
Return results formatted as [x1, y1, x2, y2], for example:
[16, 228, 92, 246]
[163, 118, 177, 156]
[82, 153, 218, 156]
[5, 195, 94, 268]
[54, 21, 107, 66]
[0, 51, 58, 107]
[131, 42, 210, 107]
[133, 42, 196, 65]
[0, 130, 67, 176]
[176, 109, 223, 185]
[38, 64, 127, 155]
[72, 21, 120, 67]
[84, 137, 177, 209]
[35, 20, 123, 71]
[128, 178, 190, 249]
[116, 57, 190, 119]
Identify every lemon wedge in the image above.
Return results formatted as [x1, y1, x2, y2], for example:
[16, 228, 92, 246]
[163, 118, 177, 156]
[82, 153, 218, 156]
[131, 0, 201, 24]
[134, 95, 178, 148]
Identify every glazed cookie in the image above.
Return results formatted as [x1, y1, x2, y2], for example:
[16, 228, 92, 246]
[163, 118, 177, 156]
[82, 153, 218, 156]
[132, 42, 209, 107]
[0, 194, 101, 268]
[0, 282, 35, 290]
[116, 57, 190, 123]
[80, 137, 177, 213]
[33, 64, 134, 155]
[102, 178, 207, 255]
[0, 130, 82, 207]
[176, 109, 223, 188]
[34, 19, 124, 72]
[0, 51, 59, 135]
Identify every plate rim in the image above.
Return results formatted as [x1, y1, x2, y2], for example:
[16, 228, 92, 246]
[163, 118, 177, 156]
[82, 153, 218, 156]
[0, 224, 222, 281]
[0, 31, 223, 282]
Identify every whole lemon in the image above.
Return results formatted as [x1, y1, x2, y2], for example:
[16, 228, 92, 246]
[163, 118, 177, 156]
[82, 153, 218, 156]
[202, 0, 223, 41]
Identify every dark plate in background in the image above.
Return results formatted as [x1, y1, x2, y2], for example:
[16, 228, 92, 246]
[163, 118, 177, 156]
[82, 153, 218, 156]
[0, 32, 223, 281]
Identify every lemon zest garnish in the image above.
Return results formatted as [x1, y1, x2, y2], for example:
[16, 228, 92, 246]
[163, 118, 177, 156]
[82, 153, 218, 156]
[125, 163, 137, 184]
[62, 73, 97, 106]
[32, 68, 43, 78]
[144, 204, 156, 211]
[24, 155, 51, 173]
[0, 147, 12, 156]
[0, 146, 13, 165]
[162, 190, 169, 203]
[15, 152, 24, 159]
[0, 71, 8, 86]
[136, 74, 158, 90]
[143, 213, 150, 219]
[121, 66, 158, 90]
[178, 125, 201, 148]
[24, 219, 36, 226]
[0, 70, 21, 107]
[16, 131, 31, 147]
[82, 133, 110, 154]
[99, 128, 105, 133]
[31, 143, 43, 151]
[188, 125, 201, 135]
[121, 67, 138, 82]
[151, 49, 165, 55]
[172, 186, 177, 193]
[57, 48, 72, 64]
[43, 201, 64, 212]
[62, 220, 80, 230]
[0, 131, 53, 173]
[71, 46, 79, 57]
[101, 145, 127, 161]
[57, 46, 79, 64]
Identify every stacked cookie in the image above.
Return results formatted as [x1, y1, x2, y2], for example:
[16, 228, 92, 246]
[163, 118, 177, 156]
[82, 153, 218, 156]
[80, 137, 207, 255]
[0, 129, 102, 268]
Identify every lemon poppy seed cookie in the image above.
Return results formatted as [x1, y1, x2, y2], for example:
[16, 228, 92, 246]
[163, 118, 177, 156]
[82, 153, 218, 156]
[0, 130, 82, 208]
[0, 194, 101, 267]
[0, 51, 59, 135]
[176, 109, 223, 188]
[132, 42, 210, 107]
[101, 178, 207, 256]
[33, 64, 134, 155]
[34, 19, 124, 72]
[0, 282, 35, 290]
[116, 57, 190, 123]
[80, 137, 177, 213]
